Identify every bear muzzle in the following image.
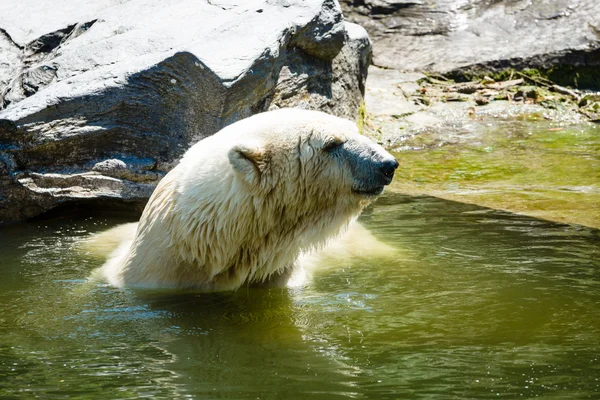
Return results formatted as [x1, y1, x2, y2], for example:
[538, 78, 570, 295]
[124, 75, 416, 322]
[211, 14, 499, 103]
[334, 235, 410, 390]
[379, 158, 399, 184]
[351, 157, 398, 197]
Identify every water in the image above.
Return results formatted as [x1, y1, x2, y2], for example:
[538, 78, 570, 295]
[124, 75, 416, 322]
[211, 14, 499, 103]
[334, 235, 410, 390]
[1, 193, 599, 399]
[391, 118, 600, 228]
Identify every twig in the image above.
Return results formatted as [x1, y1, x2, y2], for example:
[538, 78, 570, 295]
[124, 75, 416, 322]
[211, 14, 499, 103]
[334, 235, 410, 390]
[551, 84, 581, 102]
[485, 78, 523, 90]
[514, 71, 552, 87]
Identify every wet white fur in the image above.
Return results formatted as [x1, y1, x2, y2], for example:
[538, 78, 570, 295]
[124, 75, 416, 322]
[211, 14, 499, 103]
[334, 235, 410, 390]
[87, 220, 397, 288]
[99, 108, 393, 291]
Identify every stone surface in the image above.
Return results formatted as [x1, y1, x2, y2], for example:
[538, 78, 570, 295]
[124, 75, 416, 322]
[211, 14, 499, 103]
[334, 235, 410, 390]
[341, 0, 600, 78]
[0, 0, 371, 223]
[361, 66, 587, 148]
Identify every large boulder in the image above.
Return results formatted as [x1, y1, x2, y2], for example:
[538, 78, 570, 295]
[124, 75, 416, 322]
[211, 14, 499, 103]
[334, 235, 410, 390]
[0, 0, 371, 223]
[341, 0, 600, 85]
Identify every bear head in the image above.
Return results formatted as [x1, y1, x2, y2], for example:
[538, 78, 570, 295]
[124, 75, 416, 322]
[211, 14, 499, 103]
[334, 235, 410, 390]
[227, 108, 398, 211]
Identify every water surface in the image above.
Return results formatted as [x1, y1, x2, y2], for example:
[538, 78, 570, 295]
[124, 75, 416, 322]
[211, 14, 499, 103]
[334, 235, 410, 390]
[391, 118, 599, 228]
[1, 194, 598, 399]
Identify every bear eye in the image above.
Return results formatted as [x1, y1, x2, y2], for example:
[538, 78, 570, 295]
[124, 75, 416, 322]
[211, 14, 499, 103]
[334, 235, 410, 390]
[322, 138, 345, 152]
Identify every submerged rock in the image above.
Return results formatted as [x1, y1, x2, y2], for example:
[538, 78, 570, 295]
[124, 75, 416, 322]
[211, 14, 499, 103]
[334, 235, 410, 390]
[0, 0, 371, 222]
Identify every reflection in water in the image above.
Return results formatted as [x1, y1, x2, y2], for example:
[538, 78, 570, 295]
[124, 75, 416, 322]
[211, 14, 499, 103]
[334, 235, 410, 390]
[0, 193, 599, 398]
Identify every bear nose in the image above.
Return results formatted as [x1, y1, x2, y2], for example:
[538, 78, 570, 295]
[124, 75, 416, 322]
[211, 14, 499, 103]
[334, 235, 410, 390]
[380, 158, 399, 180]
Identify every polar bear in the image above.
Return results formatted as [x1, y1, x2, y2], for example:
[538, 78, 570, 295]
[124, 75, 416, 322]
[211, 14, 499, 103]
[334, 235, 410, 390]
[100, 108, 398, 291]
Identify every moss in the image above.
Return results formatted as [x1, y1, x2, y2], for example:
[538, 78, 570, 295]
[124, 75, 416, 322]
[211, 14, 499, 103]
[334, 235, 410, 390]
[419, 74, 454, 85]
[446, 68, 514, 83]
[514, 113, 545, 121]
[546, 65, 600, 90]
[538, 99, 557, 109]
[443, 94, 470, 102]
[356, 100, 367, 135]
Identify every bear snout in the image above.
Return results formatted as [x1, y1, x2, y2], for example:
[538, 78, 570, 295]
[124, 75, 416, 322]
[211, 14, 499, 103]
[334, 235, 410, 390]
[350, 157, 398, 196]
[373, 157, 399, 186]
[380, 158, 399, 182]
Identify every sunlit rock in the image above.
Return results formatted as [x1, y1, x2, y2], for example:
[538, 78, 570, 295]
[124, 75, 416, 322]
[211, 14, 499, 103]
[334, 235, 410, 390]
[0, 0, 371, 222]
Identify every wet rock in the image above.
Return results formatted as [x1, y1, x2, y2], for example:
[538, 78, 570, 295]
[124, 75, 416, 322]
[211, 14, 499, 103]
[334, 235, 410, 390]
[474, 96, 489, 106]
[360, 65, 588, 148]
[515, 86, 541, 102]
[0, 0, 371, 223]
[579, 97, 600, 122]
[365, 67, 421, 117]
[341, 0, 600, 86]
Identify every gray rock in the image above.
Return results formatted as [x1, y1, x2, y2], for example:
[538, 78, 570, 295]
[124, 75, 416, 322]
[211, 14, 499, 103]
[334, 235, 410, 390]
[0, 0, 371, 223]
[291, 0, 347, 60]
[341, 0, 600, 81]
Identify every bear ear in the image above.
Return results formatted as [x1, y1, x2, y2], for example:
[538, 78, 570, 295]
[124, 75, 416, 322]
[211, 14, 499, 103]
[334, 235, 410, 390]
[228, 141, 270, 185]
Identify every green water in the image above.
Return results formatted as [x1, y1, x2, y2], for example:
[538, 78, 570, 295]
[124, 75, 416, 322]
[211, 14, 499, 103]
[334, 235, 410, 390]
[391, 119, 600, 228]
[1, 193, 599, 399]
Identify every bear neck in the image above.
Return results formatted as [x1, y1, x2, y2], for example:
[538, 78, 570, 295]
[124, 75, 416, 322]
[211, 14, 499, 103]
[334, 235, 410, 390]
[169, 179, 365, 287]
